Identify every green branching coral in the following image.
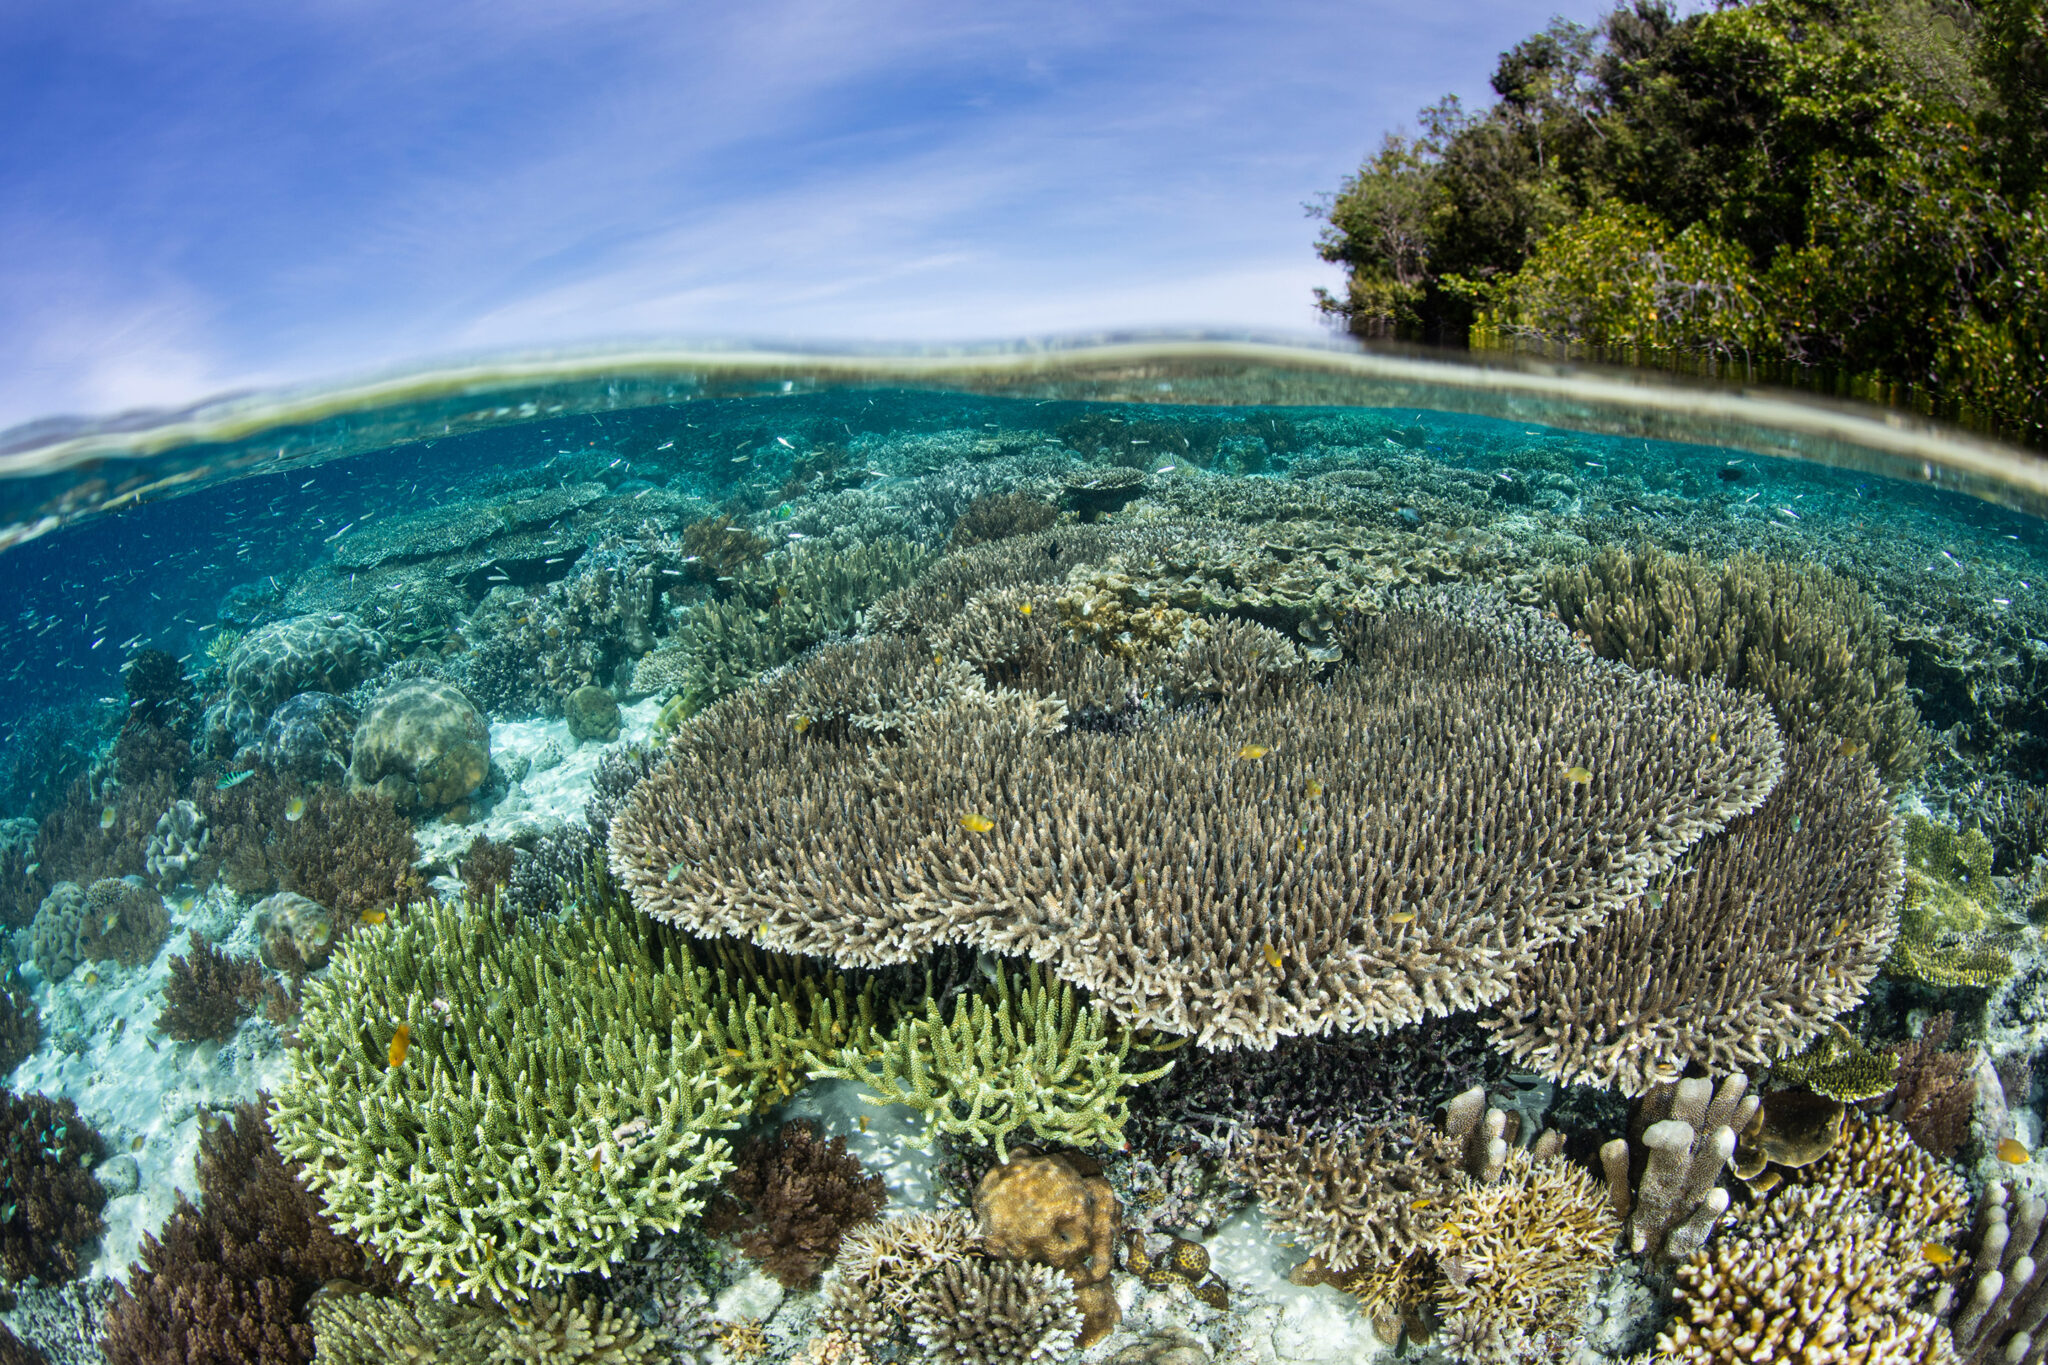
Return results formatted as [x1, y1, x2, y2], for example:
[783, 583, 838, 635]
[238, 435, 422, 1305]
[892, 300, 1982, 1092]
[1546, 545, 1927, 781]
[1769, 1023, 1901, 1103]
[270, 897, 876, 1304]
[816, 964, 1174, 1159]
[1888, 813, 2033, 987]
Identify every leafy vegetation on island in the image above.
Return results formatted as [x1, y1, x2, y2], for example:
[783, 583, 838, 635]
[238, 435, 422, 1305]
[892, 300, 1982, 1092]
[1313, 0, 2048, 444]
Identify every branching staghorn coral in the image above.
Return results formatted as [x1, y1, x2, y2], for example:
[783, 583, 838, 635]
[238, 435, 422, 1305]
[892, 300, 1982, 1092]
[307, 1284, 665, 1364]
[814, 963, 1173, 1159]
[269, 895, 876, 1304]
[613, 590, 1784, 1050]
[1488, 734, 1902, 1094]
[1545, 544, 1927, 781]
[1660, 1114, 1968, 1365]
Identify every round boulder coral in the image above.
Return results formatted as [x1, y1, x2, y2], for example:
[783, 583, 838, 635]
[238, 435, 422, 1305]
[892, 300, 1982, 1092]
[253, 891, 336, 970]
[350, 681, 490, 811]
[30, 879, 171, 981]
[975, 1151, 1122, 1346]
[260, 692, 359, 787]
[564, 685, 621, 744]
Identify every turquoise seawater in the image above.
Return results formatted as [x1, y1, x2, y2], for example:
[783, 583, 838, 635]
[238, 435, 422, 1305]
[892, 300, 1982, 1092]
[0, 340, 2043, 1364]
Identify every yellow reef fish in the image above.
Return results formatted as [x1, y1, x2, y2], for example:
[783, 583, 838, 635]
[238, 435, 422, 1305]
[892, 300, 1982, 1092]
[284, 796, 306, 822]
[1998, 1137, 2031, 1164]
[82, 970, 100, 987]
[1019, 602, 1033, 615]
[1410, 1197, 1433, 1209]
[359, 910, 387, 926]
[1239, 744, 1270, 760]
[857, 1115, 870, 1133]
[1388, 911, 1416, 924]
[1837, 737, 1865, 758]
[1922, 1243, 1954, 1265]
[1296, 838, 1306, 852]
[1261, 943, 1284, 971]
[1708, 732, 1718, 745]
[387, 1023, 410, 1069]
[99, 806, 117, 830]
[792, 716, 812, 734]
[1564, 765, 1594, 784]
[960, 813, 995, 833]
[1305, 779, 1324, 797]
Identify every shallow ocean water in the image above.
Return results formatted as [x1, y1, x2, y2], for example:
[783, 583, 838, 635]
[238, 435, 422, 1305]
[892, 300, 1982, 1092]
[0, 339, 2044, 1364]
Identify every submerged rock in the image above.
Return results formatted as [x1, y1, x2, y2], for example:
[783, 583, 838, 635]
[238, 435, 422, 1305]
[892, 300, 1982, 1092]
[563, 685, 620, 744]
[261, 692, 359, 788]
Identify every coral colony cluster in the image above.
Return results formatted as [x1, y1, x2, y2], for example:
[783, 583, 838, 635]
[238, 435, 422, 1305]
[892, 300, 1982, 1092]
[0, 394, 2046, 1365]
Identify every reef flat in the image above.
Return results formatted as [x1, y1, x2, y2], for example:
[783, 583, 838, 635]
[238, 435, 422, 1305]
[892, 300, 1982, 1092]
[0, 388, 2043, 1365]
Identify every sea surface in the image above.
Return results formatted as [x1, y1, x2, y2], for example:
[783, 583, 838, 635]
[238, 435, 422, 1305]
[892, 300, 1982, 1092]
[0, 340, 2043, 1365]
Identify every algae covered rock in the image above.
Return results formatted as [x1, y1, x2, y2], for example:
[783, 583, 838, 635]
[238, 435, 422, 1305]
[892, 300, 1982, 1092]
[207, 614, 389, 753]
[563, 685, 620, 744]
[350, 680, 490, 812]
[260, 691, 359, 787]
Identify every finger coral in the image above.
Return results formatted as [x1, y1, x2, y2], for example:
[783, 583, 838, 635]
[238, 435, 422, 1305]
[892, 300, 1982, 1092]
[612, 590, 1784, 1050]
[269, 894, 872, 1304]
[101, 1099, 399, 1365]
[1940, 1182, 2048, 1365]
[1487, 733, 1902, 1094]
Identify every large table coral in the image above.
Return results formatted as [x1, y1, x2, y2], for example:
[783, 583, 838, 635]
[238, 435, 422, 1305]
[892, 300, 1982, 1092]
[612, 586, 1785, 1049]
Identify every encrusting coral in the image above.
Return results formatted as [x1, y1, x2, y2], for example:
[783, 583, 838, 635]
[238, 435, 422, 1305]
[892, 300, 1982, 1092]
[100, 1100, 399, 1365]
[715, 1120, 886, 1290]
[1659, 1114, 1969, 1365]
[613, 589, 1785, 1050]
[1889, 813, 2034, 988]
[813, 963, 1173, 1158]
[1546, 544, 1927, 781]
[269, 893, 875, 1304]
[1487, 733, 1901, 1094]
[1769, 1021, 1903, 1103]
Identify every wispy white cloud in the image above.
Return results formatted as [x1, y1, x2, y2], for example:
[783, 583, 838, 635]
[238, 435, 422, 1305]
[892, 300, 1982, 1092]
[0, 0, 1617, 429]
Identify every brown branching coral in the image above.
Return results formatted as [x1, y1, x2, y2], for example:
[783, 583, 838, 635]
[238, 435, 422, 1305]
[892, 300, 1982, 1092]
[1487, 734, 1902, 1094]
[103, 1099, 399, 1365]
[0, 1089, 104, 1285]
[1659, 1114, 1968, 1365]
[613, 593, 1784, 1049]
[717, 1121, 886, 1290]
[157, 937, 272, 1043]
[1888, 1014, 1980, 1160]
[1546, 544, 1927, 781]
[272, 788, 423, 922]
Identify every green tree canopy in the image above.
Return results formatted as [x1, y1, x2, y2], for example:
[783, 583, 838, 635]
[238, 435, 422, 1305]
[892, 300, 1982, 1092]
[1314, 0, 2048, 444]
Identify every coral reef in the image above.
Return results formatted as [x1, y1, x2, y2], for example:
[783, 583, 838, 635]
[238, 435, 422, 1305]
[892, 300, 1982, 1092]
[1941, 1182, 2047, 1365]
[145, 798, 210, 888]
[825, 1206, 982, 1336]
[1598, 1076, 1755, 1262]
[1659, 1114, 1968, 1364]
[815, 963, 1172, 1157]
[1732, 1085, 1847, 1187]
[1487, 734, 1901, 1094]
[206, 615, 389, 754]
[0, 1090, 105, 1284]
[717, 1121, 886, 1290]
[613, 590, 1785, 1049]
[904, 1259, 1082, 1365]
[1888, 1013, 1982, 1160]
[28, 878, 171, 982]
[0, 948, 37, 1076]
[305, 1284, 664, 1364]
[951, 491, 1060, 548]
[1061, 468, 1148, 520]
[1890, 812, 2033, 988]
[272, 788, 423, 921]
[975, 1150, 1121, 1346]
[348, 679, 490, 812]
[100, 1099, 398, 1365]
[269, 895, 871, 1303]
[1770, 1022, 1901, 1102]
[156, 937, 271, 1043]
[252, 892, 335, 972]
[1547, 545, 1927, 781]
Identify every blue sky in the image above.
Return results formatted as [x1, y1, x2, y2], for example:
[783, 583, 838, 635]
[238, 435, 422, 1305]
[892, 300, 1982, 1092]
[0, 0, 1620, 431]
